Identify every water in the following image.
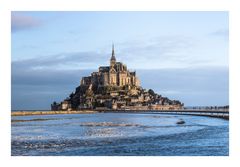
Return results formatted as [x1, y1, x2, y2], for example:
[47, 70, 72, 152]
[11, 112, 229, 156]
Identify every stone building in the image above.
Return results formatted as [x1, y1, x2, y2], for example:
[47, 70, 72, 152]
[81, 44, 140, 88]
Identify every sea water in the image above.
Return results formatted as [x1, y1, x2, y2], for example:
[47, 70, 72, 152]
[11, 112, 229, 156]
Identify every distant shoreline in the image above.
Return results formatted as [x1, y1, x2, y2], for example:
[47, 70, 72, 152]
[11, 109, 229, 120]
[11, 110, 97, 116]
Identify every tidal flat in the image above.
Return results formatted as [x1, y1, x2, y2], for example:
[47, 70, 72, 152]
[11, 112, 229, 156]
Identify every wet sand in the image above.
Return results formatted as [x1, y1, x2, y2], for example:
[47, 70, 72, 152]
[11, 110, 96, 116]
[11, 110, 229, 120]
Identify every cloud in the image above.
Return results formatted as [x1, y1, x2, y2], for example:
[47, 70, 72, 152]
[11, 68, 94, 110]
[12, 33, 228, 72]
[12, 51, 107, 71]
[11, 66, 229, 110]
[11, 13, 42, 32]
[137, 67, 229, 106]
[12, 68, 93, 86]
[208, 29, 229, 39]
[12, 38, 194, 74]
[117, 36, 194, 60]
[113, 36, 222, 69]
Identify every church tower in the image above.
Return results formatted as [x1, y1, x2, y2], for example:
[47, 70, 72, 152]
[110, 44, 116, 67]
[109, 44, 117, 85]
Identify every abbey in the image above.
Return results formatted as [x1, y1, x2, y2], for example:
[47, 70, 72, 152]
[51, 45, 183, 111]
[81, 44, 140, 88]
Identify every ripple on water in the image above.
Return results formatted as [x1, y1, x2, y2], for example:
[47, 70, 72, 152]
[11, 113, 228, 156]
[79, 122, 142, 127]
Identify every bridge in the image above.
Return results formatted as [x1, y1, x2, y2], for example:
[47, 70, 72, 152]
[100, 109, 229, 120]
[150, 109, 229, 120]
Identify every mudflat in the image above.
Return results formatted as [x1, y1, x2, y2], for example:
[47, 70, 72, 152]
[11, 110, 96, 116]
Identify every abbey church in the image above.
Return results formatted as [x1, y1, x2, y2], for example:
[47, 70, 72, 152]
[81, 44, 140, 88]
[51, 45, 183, 111]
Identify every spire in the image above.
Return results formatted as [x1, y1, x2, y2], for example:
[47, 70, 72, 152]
[111, 43, 116, 61]
[112, 43, 114, 55]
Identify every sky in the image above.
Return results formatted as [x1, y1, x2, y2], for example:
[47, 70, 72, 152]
[11, 11, 229, 110]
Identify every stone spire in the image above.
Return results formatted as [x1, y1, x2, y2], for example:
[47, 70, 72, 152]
[111, 43, 116, 61]
[110, 43, 116, 67]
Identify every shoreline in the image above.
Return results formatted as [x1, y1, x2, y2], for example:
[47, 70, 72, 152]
[11, 110, 229, 120]
[11, 110, 97, 116]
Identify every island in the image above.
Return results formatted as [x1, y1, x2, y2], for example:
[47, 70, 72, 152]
[51, 44, 183, 111]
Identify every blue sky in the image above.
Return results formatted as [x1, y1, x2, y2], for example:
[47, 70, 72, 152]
[11, 11, 228, 110]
